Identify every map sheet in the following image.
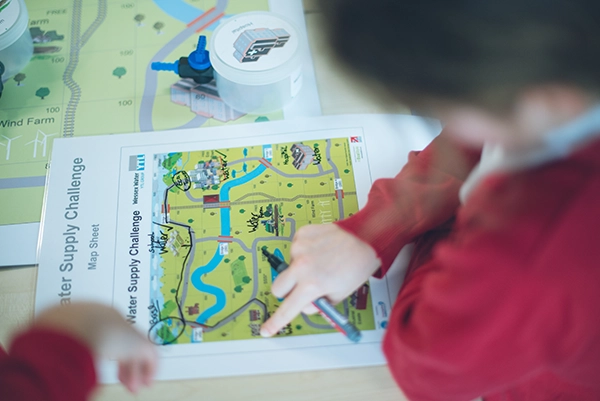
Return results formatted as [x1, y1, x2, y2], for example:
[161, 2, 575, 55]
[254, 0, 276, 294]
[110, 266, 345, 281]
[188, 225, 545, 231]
[34, 114, 438, 381]
[0, 0, 320, 266]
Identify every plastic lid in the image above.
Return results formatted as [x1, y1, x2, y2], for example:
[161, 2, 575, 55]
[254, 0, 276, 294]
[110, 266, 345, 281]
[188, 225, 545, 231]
[209, 11, 302, 85]
[0, 0, 29, 49]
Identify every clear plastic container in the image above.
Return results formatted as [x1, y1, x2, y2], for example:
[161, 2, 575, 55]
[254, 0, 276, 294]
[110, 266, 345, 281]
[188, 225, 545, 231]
[210, 12, 304, 114]
[0, 0, 33, 81]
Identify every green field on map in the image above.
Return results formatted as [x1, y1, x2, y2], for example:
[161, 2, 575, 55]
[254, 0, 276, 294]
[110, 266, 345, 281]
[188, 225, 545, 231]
[0, 0, 280, 225]
[148, 137, 376, 344]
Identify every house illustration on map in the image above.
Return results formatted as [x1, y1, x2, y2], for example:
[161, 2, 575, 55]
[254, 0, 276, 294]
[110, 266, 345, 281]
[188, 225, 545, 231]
[30, 27, 65, 43]
[233, 27, 290, 63]
[188, 160, 222, 189]
[290, 143, 314, 170]
[30, 27, 64, 55]
[350, 284, 370, 310]
[187, 303, 200, 316]
[260, 205, 283, 235]
[248, 323, 261, 336]
[203, 194, 220, 204]
[166, 230, 185, 256]
[170, 79, 246, 122]
[249, 309, 261, 322]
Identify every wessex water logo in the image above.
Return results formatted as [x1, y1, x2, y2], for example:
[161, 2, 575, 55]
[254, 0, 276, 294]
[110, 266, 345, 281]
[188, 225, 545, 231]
[129, 154, 145, 171]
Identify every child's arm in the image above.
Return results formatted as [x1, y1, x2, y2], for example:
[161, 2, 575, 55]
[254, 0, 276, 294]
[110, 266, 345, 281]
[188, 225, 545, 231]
[261, 131, 481, 335]
[0, 327, 96, 401]
[0, 303, 157, 401]
[337, 130, 481, 273]
[377, 163, 600, 400]
[381, 216, 564, 401]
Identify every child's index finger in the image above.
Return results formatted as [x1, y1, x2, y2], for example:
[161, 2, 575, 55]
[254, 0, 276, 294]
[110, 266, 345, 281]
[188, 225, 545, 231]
[260, 285, 317, 337]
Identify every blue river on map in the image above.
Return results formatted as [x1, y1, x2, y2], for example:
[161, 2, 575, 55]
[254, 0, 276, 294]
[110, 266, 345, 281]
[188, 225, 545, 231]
[191, 147, 271, 324]
[152, 0, 203, 24]
[152, 0, 228, 27]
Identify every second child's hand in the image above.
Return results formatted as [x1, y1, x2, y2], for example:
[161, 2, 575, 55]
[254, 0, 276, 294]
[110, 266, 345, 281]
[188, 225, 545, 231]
[34, 303, 158, 393]
[260, 224, 380, 338]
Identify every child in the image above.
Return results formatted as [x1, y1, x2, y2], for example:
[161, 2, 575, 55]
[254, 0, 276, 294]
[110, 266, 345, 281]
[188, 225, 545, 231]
[261, 0, 600, 400]
[0, 303, 157, 401]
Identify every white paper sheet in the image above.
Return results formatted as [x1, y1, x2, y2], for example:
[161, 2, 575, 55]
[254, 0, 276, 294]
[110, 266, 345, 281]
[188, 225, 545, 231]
[35, 114, 439, 381]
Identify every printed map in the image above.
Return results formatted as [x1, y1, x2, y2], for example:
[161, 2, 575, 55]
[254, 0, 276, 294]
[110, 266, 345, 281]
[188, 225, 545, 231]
[148, 136, 375, 344]
[0, 0, 284, 226]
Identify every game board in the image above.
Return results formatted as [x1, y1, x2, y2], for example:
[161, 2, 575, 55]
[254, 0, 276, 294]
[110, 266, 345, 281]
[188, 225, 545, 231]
[0, 0, 320, 266]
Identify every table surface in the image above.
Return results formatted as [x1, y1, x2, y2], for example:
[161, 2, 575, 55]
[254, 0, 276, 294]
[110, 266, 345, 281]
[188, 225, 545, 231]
[0, 2, 408, 400]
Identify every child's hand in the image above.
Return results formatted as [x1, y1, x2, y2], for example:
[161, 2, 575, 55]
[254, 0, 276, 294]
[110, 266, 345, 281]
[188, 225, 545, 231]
[261, 224, 380, 337]
[34, 303, 158, 393]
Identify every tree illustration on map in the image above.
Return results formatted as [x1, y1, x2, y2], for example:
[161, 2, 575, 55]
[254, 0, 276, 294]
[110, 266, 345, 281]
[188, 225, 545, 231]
[153, 22, 165, 35]
[35, 87, 50, 100]
[14, 73, 26, 86]
[112, 67, 127, 79]
[134, 14, 145, 26]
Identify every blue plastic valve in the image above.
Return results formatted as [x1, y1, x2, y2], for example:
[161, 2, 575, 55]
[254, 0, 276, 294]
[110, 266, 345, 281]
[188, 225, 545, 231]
[151, 60, 180, 74]
[188, 35, 211, 70]
[150, 35, 213, 84]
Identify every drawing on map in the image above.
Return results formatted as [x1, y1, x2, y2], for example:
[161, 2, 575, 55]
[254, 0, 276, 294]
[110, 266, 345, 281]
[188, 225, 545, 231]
[146, 137, 375, 345]
[0, 0, 318, 232]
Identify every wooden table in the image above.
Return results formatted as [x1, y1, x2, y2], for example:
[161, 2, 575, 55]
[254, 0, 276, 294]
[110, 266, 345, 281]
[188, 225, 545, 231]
[0, 2, 407, 400]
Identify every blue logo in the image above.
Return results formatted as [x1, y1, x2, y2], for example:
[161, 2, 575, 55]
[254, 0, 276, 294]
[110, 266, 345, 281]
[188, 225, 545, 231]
[129, 154, 146, 171]
[136, 154, 145, 171]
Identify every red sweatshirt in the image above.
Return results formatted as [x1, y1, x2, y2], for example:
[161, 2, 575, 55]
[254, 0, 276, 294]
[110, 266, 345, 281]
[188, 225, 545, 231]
[337, 132, 600, 400]
[0, 328, 96, 401]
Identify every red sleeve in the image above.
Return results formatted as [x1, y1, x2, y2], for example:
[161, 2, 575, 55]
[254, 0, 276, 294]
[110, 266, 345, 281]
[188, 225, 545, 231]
[385, 227, 547, 401]
[336, 131, 481, 273]
[0, 328, 97, 401]
[382, 169, 600, 401]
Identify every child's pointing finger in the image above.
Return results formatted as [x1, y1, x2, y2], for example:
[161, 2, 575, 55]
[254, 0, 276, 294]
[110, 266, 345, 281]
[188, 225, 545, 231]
[261, 285, 317, 337]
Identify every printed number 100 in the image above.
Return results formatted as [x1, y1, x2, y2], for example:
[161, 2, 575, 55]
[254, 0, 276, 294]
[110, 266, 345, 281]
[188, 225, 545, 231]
[119, 100, 133, 106]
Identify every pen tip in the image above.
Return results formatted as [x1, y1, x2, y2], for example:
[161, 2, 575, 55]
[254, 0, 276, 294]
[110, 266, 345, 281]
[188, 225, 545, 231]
[348, 330, 362, 343]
